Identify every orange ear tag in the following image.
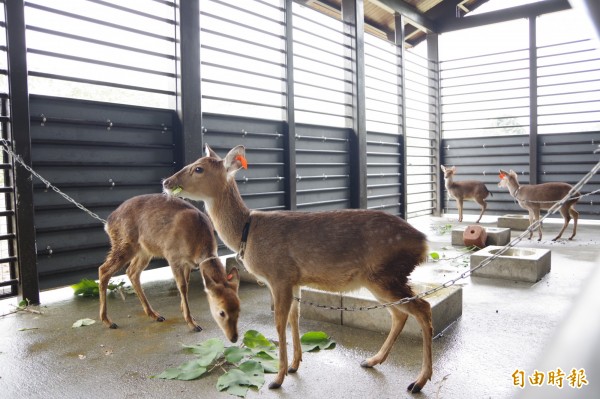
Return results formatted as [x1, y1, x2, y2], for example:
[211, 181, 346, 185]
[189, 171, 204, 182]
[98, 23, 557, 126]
[499, 172, 506, 180]
[227, 273, 234, 281]
[235, 155, 248, 169]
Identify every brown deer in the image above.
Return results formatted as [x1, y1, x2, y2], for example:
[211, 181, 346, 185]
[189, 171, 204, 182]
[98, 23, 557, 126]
[163, 145, 433, 393]
[98, 194, 240, 343]
[498, 169, 579, 241]
[441, 165, 491, 223]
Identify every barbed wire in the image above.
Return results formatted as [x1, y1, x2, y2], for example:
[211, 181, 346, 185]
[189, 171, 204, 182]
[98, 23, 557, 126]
[295, 158, 600, 312]
[0, 138, 107, 225]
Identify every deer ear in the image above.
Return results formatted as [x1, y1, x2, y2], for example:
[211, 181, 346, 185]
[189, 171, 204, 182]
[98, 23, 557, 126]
[201, 268, 216, 291]
[499, 169, 508, 175]
[224, 145, 247, 177]
[226, 267, 240, 291]
[205, 144, 220, 159]
[440, 165, 446, 172]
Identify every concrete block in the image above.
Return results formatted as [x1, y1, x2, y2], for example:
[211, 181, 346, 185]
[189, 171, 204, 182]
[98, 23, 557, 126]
[451, 226, 511, 247]
[300, 283, 462, 338]
[497, 214, 530, 230]
[300, 289, 342, 326]
[470, 245, 551, 283]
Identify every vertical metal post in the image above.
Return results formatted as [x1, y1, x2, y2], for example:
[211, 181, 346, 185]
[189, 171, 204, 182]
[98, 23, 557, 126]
[283, 0, 297, 211]
[176, 0, 203, 167]
[342, 0, 367, 209]
[428, 33, 442, 217]
[529, 16, 538, 184]
[394, 13, 408, 219]
[5, 0, 40, 304]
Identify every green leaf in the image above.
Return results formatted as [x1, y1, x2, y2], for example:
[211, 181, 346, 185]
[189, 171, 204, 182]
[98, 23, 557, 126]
[182, 338, 224, 366]
[243, 330, 276, 352]
[217, 361, 264, 397]
[72, 318, 96, 328]
[71, 279, 100, 297]
[224, 346, 252, 364]
[253, 351, 279, 373]
[300, 331, 336, 352]
[430, 252, 440, 260]
[154, 360, 208, 381]
[107, 280, 126, 291]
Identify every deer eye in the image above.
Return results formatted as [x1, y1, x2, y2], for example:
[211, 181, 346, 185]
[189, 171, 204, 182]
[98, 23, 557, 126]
[195, 166, 204, 174]
[219, 310, 226, 318]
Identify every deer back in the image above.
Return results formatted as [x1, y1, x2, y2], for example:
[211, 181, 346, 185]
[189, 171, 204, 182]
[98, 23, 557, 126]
[243, 209, 428, 292]
[105, 194, 217, 263]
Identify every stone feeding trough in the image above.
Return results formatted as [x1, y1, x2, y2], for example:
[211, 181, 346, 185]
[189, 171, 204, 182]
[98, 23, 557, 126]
[497, 214, 531, 230]
[300, 283, 463, 339]
[470, 245, 551, 283]
[451, 226, 511, 247]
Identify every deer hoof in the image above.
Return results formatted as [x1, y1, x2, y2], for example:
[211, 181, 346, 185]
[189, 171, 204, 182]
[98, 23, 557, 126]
[109, 322, 118, 329]
[360, 360, 373, 368]
[288, 366, 297, 374]
[156, 316, 165, 322]
[407, 381, 422, 393]
[192, 325, 203, 332]
[268, 381, 282, 389]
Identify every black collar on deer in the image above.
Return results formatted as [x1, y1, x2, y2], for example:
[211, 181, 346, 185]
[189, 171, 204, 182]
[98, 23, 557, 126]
[238, 216, 252, 260]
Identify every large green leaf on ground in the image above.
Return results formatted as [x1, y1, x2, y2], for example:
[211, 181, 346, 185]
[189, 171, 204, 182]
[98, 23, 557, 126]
[182, 338, 225, 366]
[300, 331, 336, 352]
[224, 346, 253, 364]
[243, 330, 276, 352]
[216, 360, 265, 397]
[154, 358, 208, 381]
[252, 350, 279, 373]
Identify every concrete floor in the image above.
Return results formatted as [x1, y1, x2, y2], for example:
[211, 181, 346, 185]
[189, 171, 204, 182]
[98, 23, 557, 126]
[1, 215, 598, 399]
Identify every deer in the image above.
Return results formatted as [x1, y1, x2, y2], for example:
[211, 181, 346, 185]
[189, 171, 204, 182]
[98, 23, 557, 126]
[498, 169, 579, 241]
[98, 193, 241, 343]
[162, 145, 433, 393]
[441, 165, 491, 223]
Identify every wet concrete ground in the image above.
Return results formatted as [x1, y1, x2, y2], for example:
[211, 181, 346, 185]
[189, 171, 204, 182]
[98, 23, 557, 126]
[0, 216, 598, 399]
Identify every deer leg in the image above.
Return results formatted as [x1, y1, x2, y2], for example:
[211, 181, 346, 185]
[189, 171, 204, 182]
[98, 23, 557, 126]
[527, 211, 535, 240]
[457, 198, 464, 222]
[268, 284, 294, 389]
[99, 246, 134, 329]
[475, 198, 487, 223]
[170, 261, 202, 332]
[360, 305, 408, 367]
[533, 208, 543, 241]
[553, 206, 571, 241]
[404, 298, 433, 393]
[288, 286, 303, 373]
[568, 206, 579, 240]
[126, 253, 162, 322]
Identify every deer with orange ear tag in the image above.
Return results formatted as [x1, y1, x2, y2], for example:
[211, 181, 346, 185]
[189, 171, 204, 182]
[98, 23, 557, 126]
[163, 145, 432, 393]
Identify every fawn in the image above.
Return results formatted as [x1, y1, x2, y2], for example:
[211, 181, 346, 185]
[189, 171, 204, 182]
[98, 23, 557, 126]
[441, 165, 491, 223]
[98, 194, 240, 342]
[163, 145, 433, 393]
[498, 169, 579, 241]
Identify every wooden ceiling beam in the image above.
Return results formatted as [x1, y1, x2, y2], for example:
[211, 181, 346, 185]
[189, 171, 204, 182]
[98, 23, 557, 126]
[373, 0, 436, 32]
[437, 0, 571, 33]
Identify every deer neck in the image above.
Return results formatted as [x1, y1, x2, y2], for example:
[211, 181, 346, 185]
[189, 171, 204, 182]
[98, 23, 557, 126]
[507, 180, 521, 199]
[444, 175, 453, 190]
[204, 179, 251, 253]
